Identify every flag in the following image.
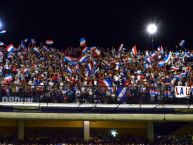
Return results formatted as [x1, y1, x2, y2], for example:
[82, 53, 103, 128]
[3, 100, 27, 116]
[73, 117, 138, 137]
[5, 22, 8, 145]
[118, 43, 124, 51]
[7, 53, 14, 58]
[100, 79, 113, 92]
[181, 71, 188, 77]
[90, 46, 96, 52]
[20, 40, 27, 49]
[80, 37, 86, 47]
[115, 62, 120, 70]
[117, 87, 128, 103]
[6, 44, 14, 53]
[146, 56, 152, 63]
[0, 41, 4, 46]
[157, 45, 164, 54]
[82, 47, 90, 53]
[151, 51, 157, 58]
[179, 40, 186, 48]
[158, 61, 165, 67]
[4, 74, 13, 82]
[131, 45, 137, 55]
[30, 38, 36, 44]
[32, 47, 39, 54]
[163, 51, 172, 63]
[46, 40, 54, 45]
[171, 66, 180, 71]
[66, 67, 73, 74]
[87, 61, 94, 72]
[78, 55, 89, 63]
[93, 48, 101, 57]
[173, 75, 181, 80]
[64, 56, 73, 62]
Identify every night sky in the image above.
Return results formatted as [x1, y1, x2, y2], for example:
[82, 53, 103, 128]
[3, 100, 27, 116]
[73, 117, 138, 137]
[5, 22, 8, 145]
[0, 0, 193, 49]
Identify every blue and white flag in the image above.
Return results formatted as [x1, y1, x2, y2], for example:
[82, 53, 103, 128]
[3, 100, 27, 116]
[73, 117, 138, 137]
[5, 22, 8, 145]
[158, 61, 165, 67]
[78, 55, 89, 63]
[163, 51, 172, 63]
[64, 56, 73, 63]
[32, 47, 40, 54]
[117, 87, 127, 103]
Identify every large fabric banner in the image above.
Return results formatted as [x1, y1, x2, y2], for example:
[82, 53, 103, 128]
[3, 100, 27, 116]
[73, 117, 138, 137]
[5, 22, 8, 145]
[175, 86, 192, 98]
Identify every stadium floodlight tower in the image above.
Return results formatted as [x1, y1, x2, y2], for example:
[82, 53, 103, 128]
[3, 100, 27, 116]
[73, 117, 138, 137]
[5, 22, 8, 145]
[0, 20, 6, 34]
[146, 23, 157, 49]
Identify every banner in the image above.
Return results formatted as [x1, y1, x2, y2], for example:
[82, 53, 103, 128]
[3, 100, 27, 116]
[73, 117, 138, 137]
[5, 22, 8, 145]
[175, 86, 192, 98]
[1, 96, 34, 102]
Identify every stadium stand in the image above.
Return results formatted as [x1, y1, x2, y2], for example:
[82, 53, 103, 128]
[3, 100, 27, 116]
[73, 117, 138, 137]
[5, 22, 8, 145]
[0, 38, 193, 144]
[0, 38, 193, 104]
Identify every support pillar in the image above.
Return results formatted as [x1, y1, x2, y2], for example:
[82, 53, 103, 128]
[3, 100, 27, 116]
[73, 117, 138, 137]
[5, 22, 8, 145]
[83, 121, 90, 141]
[18, 120, 24, 141]
[147, 121, 154, 142]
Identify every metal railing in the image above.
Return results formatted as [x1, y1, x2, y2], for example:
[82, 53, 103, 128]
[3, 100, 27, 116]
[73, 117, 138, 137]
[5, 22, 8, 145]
[0, 84, 191, 104]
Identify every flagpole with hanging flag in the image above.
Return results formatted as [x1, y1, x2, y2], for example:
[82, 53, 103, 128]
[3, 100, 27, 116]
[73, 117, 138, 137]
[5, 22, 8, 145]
[80, 37, 86, 48]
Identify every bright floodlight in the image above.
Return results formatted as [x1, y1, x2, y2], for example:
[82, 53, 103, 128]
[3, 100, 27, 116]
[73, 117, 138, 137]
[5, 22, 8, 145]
[111, 130, 118, 137]
[0, 20, 2, 29]
[147, 23, 157, 34]
[0, 30, 6, 34]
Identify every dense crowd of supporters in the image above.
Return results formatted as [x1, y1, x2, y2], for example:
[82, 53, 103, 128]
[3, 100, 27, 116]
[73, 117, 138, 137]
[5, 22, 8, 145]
[0, 38, 193, 103]
[0, 134, 193, 145]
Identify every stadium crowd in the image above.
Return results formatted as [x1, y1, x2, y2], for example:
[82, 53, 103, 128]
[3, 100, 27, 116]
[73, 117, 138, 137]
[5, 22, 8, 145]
[0, 134, 193, 145]
[0, 38, 193, 104]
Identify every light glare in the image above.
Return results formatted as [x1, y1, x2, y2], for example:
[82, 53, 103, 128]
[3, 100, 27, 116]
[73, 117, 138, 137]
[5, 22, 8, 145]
[147, 23, 157, 34]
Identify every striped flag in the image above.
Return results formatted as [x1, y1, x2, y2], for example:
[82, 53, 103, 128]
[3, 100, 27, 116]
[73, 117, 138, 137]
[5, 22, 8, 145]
[32, 47, 40, 54]
[158, 61, 165, 67]
[4, 74, 13, 82]
[46, 40, 54, 45]
[100, 79, 113, 92]
[157, 45, 164, 54]
[78, 55, 89, 63]
[171, 66, 180, 71]
[93, 48, 101, 57]
[64, 56, 73, 63]
[80, 37, 86, 47]
[163, 51, 172, 63]
[87, 61, 94, 72]
[82, 47, 90, 53]
[6, 44, 14, 53]
[117, 87, 128, 103]
[66, 67, 73, 74]
[131, 45, 137, 55]
[90, 46, 96, 52]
